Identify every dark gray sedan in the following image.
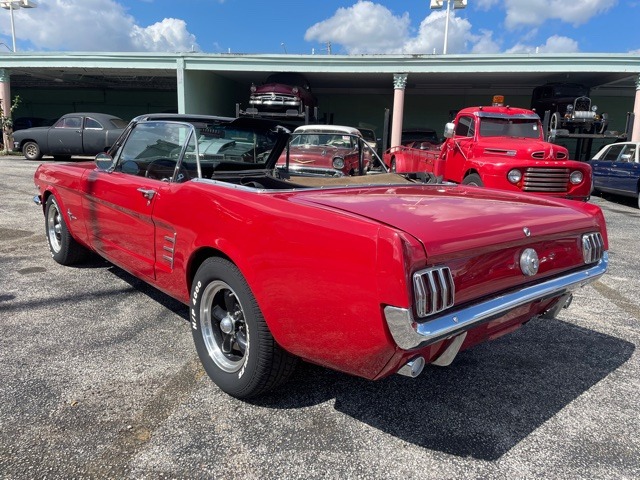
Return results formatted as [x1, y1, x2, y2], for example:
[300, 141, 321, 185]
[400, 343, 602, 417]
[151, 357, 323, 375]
[13, 112, 127, 160]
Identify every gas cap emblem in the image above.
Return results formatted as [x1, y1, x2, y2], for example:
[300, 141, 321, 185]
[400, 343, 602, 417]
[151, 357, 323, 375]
[523, 227, 531, 237]
[520, 248, 539, 276]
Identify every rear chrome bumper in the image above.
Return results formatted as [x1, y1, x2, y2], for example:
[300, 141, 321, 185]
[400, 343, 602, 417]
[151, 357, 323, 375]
[384, 252, 608, 350]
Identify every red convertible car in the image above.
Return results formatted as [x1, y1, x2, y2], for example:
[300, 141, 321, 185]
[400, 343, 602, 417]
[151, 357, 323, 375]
[33, 114, 608, 399]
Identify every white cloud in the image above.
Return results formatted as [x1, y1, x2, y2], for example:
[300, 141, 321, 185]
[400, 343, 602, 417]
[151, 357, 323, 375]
[304, 1, 410, 54]
[500, 0, 617, 28]
[6, 0, 198, 52]
[507, 35, 579, 54]
[401, 11, 474, 54]
[470, 30, 501, 54]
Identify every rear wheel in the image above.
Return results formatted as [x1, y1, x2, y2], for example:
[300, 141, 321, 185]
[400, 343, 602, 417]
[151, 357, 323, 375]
[390, 157, 397, 172]
[191, 258, 297, 398]
[462, 173, 484, 187]
[23, 141, 42, 161]
[45, 195, 88, 265]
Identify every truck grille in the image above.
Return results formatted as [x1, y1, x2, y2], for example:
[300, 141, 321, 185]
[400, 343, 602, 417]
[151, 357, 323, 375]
[522, 167, 569, 193]
[413, 266, 455, 318]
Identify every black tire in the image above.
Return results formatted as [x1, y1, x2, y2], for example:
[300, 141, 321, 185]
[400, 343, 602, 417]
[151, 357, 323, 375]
[44, 195, 88, 265]
[390, 157, 397, 172]
[462, 173, 484, 187]
[190, 257, 297, 398]
[549, 112, 562, 132]
[23, 141, 43, 161]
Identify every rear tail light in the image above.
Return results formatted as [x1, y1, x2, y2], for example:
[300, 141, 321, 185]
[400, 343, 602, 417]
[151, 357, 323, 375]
[582, 233, 604, 264]
[413, 266, 455, 317]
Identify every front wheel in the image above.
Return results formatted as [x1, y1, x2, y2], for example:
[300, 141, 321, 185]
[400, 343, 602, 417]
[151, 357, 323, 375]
[190, 258, 297, 398]
[462, 173, 484, 187]
[45, 195, 88, 265]
[23, 141, 43, 161]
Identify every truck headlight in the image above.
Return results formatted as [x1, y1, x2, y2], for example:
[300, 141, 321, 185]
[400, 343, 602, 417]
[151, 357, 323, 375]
[333, 157, 345, 169]
[566, 104, 574, 112]
[250, 84, 257, 93]
[570, 171, 583, 184]
[592, 105, 598, 112]
[507, 169, 522, 184]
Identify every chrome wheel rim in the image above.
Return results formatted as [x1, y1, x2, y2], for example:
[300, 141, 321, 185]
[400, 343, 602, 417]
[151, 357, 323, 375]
[47, 200, 62, 253]
[25, 144, 37, 157]
[200, 280, 248, 373]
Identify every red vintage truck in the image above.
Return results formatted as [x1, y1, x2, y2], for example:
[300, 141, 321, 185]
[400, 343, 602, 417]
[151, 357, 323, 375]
[385, 101, 592, 201]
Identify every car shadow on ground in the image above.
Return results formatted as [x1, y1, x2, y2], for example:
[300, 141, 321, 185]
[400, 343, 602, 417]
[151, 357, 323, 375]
[104, 262, 634, 461]
[253, 319, 634, 461]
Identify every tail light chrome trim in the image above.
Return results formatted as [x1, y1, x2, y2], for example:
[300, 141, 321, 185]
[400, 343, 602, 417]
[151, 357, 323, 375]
[582, 232, 604, 264]
[413, 266, 455, 318]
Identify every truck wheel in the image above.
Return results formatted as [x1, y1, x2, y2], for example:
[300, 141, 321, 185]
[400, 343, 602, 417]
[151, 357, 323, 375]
[190, 258, 297, 398]
[549, 112, 561, 132]
[23, 141, 43, 161]
[462, 174, 484, 187]
[45, 195, 88, 265]
[390, 157, 397, 172]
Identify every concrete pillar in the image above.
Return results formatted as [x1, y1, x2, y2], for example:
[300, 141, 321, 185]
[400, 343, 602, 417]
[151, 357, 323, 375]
[391, 73, 408, 148]
[0, 68, 11, 152]
[632, 74, 640, 142]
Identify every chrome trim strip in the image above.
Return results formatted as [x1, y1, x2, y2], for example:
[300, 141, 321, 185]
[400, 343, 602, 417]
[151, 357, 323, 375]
[384, 252, 608, 350]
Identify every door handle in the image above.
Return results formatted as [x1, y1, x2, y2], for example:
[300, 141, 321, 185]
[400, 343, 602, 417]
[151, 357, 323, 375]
[137, 188, 156, 200]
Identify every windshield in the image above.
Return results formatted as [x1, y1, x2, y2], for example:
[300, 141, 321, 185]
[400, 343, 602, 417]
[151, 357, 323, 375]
[290, 132, 357, 149]
[553, 85, 589, 97]
[479, 118, 541, 139]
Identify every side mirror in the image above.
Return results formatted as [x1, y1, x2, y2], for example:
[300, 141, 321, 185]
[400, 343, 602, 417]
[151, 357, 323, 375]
[95, 152, 115, 171]
[619, 154, 632, 163]
[443, 123, 455, 139]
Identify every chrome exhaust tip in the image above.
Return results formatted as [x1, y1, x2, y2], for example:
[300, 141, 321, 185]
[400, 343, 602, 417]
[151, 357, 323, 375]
[541, 293, 573, 319]
[397, 356, 425, 378]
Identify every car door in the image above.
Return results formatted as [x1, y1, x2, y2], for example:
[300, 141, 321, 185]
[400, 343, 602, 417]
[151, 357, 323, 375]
[82, 121, 194, 280]
[48, 115, 84, 155]
[591, 144, 624, 191]
[608, 144, 639, 195]
[81, 116, 109, 154]
[444, 115, 475, 183]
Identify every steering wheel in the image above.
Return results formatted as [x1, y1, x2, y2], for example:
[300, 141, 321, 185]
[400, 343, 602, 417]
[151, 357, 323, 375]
[145, 159, 191, 183]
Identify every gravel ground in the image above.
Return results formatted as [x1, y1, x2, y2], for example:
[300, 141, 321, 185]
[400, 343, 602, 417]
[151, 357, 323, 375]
[0, 155, 638, 479]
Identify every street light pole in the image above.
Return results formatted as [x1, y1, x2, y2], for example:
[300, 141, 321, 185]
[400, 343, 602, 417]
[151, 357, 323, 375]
[1, 0, 38, 52]
[430, 0, 468, 55]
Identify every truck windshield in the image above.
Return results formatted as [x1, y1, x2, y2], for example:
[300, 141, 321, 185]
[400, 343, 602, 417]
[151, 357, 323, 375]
[479, 118, 541, 139]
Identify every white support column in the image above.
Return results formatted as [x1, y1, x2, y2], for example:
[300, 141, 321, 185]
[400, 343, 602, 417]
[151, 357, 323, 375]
[632, 74, 640, 142]
[391, 73, 408, 148]
[0, 69, 12, 152]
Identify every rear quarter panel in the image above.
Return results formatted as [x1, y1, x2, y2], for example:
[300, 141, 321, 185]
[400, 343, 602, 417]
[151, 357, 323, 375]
[152, 181, 406, 379]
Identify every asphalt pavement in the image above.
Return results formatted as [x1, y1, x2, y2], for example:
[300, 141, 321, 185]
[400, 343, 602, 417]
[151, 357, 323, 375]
[1, 155, 638, 479]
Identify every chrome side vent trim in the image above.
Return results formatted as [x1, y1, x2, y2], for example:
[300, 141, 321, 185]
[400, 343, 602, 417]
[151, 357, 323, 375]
[582, 232, 604, 264]
[413, 266, 455, 318]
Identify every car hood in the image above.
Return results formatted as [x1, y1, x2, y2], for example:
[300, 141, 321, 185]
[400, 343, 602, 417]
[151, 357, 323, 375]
[253, 83, 298, 95]
[291, 184, 600, 257]
[277, 145, 354, 166]
[13, 126, 50, 138]
[477, 137, 568, 160]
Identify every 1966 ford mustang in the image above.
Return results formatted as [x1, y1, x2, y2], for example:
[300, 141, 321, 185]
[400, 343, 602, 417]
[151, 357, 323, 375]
[33, 114, 608, 399]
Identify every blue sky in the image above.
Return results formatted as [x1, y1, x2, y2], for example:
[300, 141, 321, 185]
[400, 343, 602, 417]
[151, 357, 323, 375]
[1, 0, 639, 55]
